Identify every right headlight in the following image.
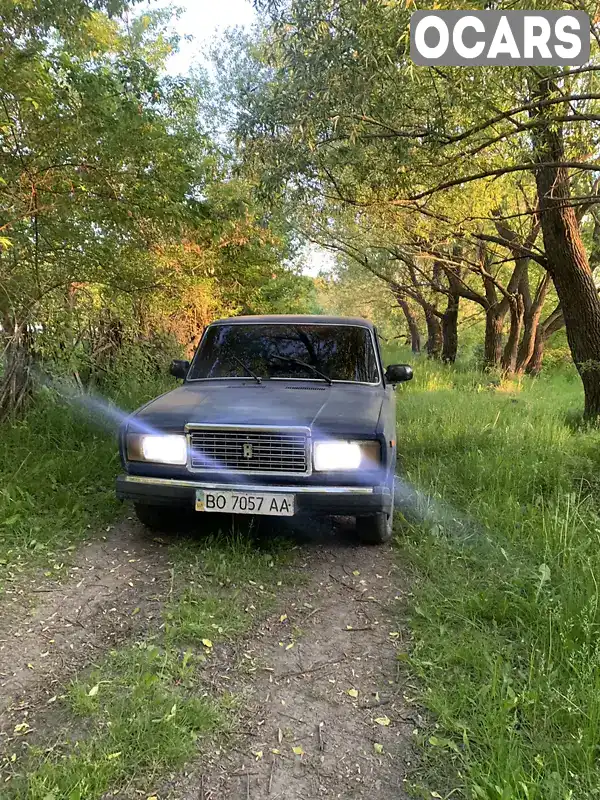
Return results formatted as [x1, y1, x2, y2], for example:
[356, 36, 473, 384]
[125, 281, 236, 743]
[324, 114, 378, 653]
[126, 433, 187, 465]
[313, 440, 381, 471]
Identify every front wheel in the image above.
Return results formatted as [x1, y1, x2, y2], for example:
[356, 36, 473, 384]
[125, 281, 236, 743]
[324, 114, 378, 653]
[134, 503, 180, 533]
[355, 511, 393, 545]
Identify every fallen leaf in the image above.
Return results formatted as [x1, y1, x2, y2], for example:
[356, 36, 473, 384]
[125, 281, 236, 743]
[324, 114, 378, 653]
[132, 607, 140, 616]
[389, 631, 400, 639]
[374, 743, 384, 754]
[347, 688, 359, 698]
[352, 570, 360, 576]
[13, 722, 29, 735]
[271, 748, 280, 755]
[292, 746, 304, 756]
[279, 614, 288, 622]
[375, 716, 391, 726]
[253, 750, 263, 760]
[202, 639, 213, 648]
[285, 642, 294, 650]
[88, 684, 100, 697]
[106, 752, 121, 760]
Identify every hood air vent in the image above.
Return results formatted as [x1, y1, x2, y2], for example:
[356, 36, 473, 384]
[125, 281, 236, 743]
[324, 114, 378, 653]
[284, 385, 327, 391]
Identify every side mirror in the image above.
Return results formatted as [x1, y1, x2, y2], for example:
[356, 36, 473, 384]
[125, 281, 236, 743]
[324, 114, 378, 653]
[170, 359, 190, 380]
[385, 364, 413, 384]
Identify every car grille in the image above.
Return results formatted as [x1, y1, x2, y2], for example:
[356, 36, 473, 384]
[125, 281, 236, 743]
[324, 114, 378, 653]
[188, 428, 309, 474]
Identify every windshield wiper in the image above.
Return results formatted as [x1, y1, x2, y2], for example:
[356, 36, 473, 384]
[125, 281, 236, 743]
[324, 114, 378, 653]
[269, 354, 333, 385]
[231, 353, 262, 384]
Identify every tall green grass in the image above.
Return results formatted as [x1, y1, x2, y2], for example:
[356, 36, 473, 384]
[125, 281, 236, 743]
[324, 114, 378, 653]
[0, 370, 175, 586]
[393, 354, 600, 799]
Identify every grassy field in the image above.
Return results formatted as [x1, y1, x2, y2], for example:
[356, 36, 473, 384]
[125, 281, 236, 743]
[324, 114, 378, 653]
[4, 353, 600, 799]
[0, 371, 174, 589]
[393, 354, 600, 800]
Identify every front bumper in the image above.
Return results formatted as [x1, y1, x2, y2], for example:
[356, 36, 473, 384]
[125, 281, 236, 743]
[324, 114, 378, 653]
[116, 475, 392, 516]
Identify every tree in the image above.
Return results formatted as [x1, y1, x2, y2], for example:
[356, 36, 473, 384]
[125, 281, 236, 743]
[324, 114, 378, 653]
[0, 0, 311, 415]
[234, 0, 600, 413]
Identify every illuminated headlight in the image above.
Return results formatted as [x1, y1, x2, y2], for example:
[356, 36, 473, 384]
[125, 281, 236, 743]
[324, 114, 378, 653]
[313, 440, 381, 471]
[127, 434, 187, 465]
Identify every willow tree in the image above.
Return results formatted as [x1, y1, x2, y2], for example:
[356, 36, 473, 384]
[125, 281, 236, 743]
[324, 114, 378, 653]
[234, 0, 600, 414]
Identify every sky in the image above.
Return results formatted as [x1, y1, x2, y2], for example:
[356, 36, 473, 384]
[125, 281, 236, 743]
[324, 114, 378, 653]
[155, 0, 335, 278]
[164, 0, 257, 76]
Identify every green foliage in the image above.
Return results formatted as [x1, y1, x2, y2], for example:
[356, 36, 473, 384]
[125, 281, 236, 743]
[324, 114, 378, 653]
[395, 357, 600, 799]
[0, 359, 174, 588]
[225, 0, 600, 407]
[0, 0, 317, 416]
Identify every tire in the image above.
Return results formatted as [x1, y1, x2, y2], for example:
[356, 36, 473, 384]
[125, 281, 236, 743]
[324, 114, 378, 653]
[356, 512, 393, 544]
[134, 503, 179, 533]
[356, 480, 395, 545]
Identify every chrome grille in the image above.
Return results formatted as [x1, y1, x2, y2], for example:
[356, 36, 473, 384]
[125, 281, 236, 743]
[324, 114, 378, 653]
[188, 428, 309, 474]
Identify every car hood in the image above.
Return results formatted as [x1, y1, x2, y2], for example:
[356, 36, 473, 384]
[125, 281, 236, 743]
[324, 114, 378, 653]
[130, 381, 385, 437]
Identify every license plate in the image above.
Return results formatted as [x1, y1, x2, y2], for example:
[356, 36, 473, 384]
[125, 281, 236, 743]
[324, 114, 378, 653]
[195, 490, 295, 516]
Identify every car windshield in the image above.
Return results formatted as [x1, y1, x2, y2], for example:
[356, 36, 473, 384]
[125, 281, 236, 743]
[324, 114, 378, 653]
[188, 323, 380, 383]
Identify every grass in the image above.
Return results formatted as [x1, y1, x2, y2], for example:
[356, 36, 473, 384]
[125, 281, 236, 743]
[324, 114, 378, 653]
[391, 353, 600, 800]
[16, 645, 226, 800]
[0, 362, 298, 799]
[8, 344, 600, 798]
[4, 532, 295, 799]
[0, 371, 175, 589]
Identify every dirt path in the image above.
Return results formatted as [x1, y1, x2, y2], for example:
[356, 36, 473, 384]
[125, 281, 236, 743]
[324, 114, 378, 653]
[173, 521, 417, 800]
[0, 519, 172, 739]
[0, 517, 418, 798]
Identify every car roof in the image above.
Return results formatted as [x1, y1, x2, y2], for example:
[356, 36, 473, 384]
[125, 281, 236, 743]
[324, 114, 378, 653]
[208, 314, 376, 329]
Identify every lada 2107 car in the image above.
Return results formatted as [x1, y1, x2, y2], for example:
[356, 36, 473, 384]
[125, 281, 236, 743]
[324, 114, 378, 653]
[116, 315, 413, 544]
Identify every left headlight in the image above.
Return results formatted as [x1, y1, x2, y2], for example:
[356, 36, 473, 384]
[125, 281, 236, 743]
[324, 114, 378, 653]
[313, 440, 381, 471]
[127, 434, 187, 465]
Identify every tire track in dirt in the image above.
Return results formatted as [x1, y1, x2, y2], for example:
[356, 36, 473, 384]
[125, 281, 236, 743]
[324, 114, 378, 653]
[168, 521, 418, 800]
[0, 519, 172, 745]
[0, 516, 420, 798]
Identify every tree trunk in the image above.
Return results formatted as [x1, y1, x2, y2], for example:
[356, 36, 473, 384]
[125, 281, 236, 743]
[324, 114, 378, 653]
[484, 309, 504, 370]
[502, 295, 525, 376]
[441, 291, 459, 363]
[526, 304, 565, 376]
[516, 273, 551, 374]
[424, 308, 443, 360]
[396, 296, 421, 354]
[527, 328, 545, 377]
[531, 77, 600, 417]
[0, 320, 33, 421]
